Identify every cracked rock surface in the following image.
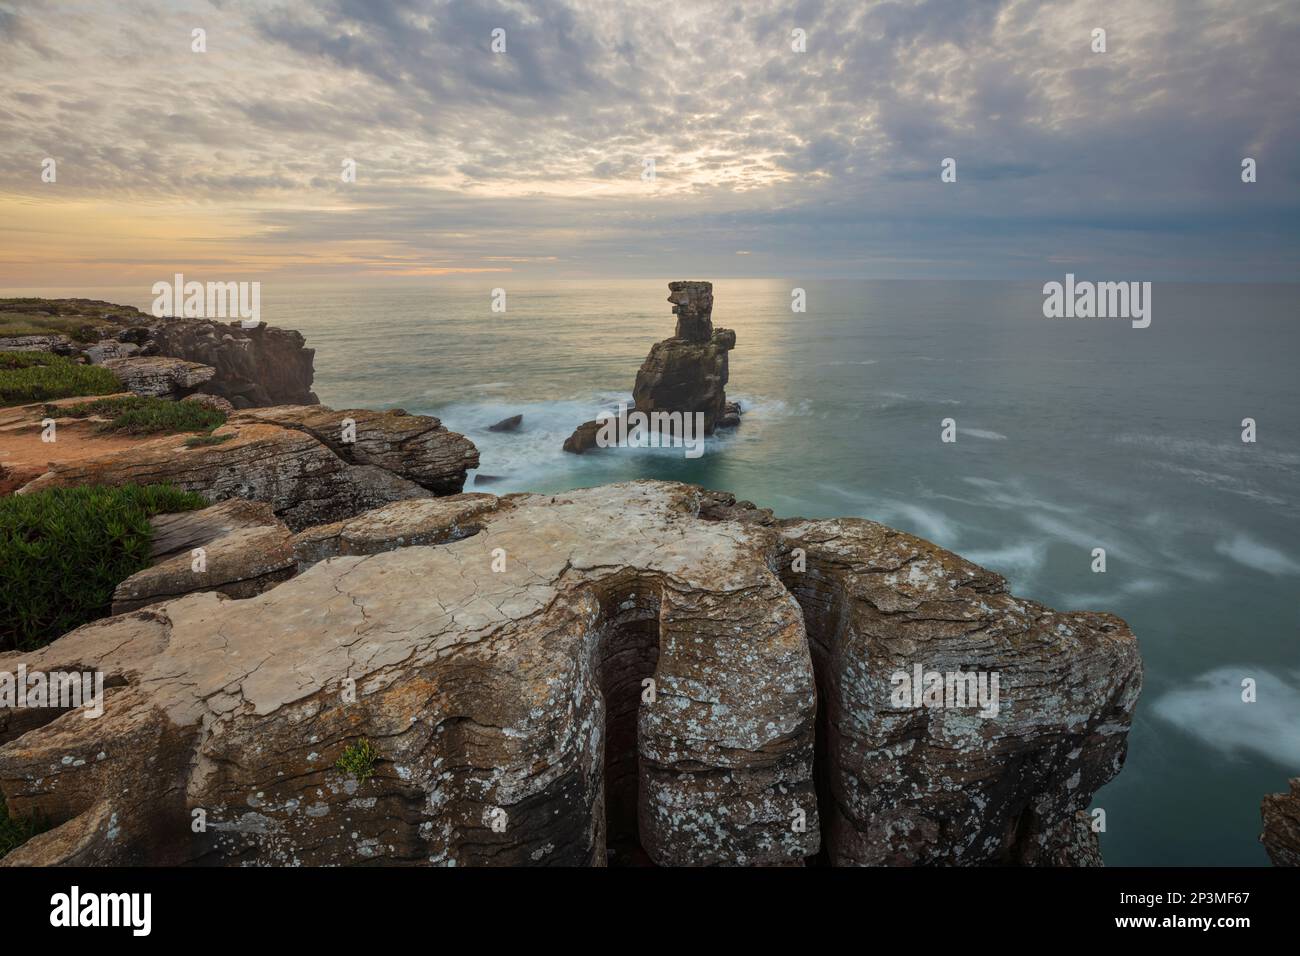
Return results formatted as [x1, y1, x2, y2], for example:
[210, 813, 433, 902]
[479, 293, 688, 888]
[0, 480, 1140, 866]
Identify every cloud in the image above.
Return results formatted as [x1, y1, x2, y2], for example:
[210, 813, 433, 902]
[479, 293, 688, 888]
[0, 0, 1297, 280]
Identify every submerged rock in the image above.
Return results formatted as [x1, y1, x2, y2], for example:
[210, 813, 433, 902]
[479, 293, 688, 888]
[488, 414, 523, 432]
[0, 480, 1140, 867]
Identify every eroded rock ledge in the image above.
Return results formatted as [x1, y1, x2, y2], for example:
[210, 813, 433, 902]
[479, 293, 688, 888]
[18, 404, 479, 531]
[0, 481, 1140, 866]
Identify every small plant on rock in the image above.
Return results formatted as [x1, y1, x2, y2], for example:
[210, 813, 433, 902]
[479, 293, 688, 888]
[335, 739, 379, 783]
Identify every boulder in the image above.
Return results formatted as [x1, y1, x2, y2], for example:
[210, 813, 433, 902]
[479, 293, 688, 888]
[562, 419, 603, 455]
[17, 404, 479, 532]
[182, 392, 236, 416]
[102, 356, 216, 399]
[111, 501, 295, 614]
[0, 480, 1140, 867]
[230, 405, 478, 496]
[1261, 778, 1300, 865]
[83, 341, 140, 364]
[488, 414, 523, 433]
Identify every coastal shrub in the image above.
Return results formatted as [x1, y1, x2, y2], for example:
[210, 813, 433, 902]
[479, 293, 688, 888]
[56, 395, 226, 435]
[0, 800, 49, 860]
[0, 484, 206, 651]
[335, 739, 379, 783]
[0, 353, 120, 406]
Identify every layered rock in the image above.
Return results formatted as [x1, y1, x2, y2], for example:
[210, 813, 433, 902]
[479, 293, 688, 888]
[142, 319, 317, 408]
[111, 501, 295, 614]
[291, 494, 498, 569]
[0, 480, 1140, 867]
[632, 281, 737, 433]
[1261, 778, 1300, 866]
[0, 300, 318, 408]
[17, 404, 479, 532]
[564, 281, 739, 454]
[102, 355, 216, 399]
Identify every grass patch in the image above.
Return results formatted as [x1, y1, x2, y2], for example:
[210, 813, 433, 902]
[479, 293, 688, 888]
[0, 484, 207, 651]
[57, 395, 226, 435]
[0, 800, 49, 860]
[183, 432, 233, 448]
[0, 298, 147, 343]
[0, 352, 121, 406]
[335, 739, 379, 783]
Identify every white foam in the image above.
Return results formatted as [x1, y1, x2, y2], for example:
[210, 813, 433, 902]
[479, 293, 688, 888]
[1214, 534, 1300, 576]
[1152, 667, 1300, 768]
[960, 428, 1008, 441]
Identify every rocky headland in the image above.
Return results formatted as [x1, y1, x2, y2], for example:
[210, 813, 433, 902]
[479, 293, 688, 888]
[0, 291, 1153, 867]
[0, 481, 1141, 866]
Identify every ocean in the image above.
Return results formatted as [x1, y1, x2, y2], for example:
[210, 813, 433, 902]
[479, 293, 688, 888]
[34, 277, 1300, 865]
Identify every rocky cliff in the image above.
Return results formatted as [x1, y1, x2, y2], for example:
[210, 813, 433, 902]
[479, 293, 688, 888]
[0, 299, 317, 407]
[1261, 779, 1300, 865]
[0, 481, 1141, 866]
[17, 404, 479, 530]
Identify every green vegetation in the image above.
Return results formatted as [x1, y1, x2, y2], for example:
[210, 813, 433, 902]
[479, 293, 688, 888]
[0, 484, 206, 651]
[0, 298, 146, 342]
[57, 395, 226, 435]
[0, 352, 121, 406]
[0, 800, 49, 860]
[335, 739, 379, 783]
[183, 432, 233, 448]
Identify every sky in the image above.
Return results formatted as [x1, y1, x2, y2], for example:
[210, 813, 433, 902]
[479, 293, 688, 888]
[0, 0, 1297, 288]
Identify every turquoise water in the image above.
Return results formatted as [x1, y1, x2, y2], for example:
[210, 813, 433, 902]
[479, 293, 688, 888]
[48, 278, 1300, 865]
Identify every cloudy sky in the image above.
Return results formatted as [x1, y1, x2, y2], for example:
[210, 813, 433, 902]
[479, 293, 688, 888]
[1, 0, 1297, 287]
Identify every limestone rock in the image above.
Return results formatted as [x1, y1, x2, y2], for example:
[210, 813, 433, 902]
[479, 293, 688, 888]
[111, 501, 295, 614]
[102, 356, 216, 399]
[181, 392, 236, 416]
[292, 494, 498, 568]
[18, 404, 479, 532]
[562, 419, 603, 455]
[230, 405, 479, 496]
[632, 281, 737, 434]
[1261, 778, 1300, 865]
[142, 319, 318, 408]
[0, 480, 1140, 867]
[83, 341, 140, 364]
[776, 517, 1141, 865]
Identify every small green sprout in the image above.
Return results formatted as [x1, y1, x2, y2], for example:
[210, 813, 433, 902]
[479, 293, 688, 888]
[335, 738, 379, 783]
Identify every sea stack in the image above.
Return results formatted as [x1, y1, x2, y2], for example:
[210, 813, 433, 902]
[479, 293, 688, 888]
[563, 280, 740, 454]
[633, 280, 738, 433]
